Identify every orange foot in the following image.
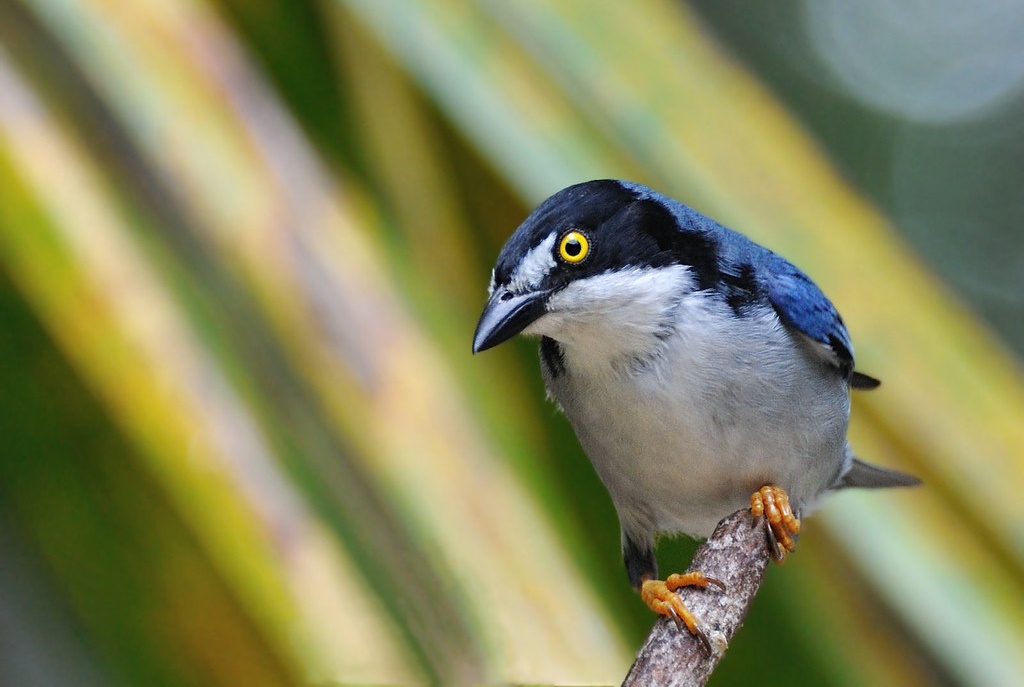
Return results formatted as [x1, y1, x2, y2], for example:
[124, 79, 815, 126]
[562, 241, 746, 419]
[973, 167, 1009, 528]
[750, 484, 801, 562]
[641, 571, 725, 646]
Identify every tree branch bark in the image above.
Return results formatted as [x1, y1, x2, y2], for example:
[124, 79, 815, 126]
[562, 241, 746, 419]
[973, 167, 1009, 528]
[622, 508, 772, 686]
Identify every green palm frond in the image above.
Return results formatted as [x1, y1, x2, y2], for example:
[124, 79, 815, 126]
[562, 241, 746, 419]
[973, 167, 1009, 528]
[1, 1, 1021, 685]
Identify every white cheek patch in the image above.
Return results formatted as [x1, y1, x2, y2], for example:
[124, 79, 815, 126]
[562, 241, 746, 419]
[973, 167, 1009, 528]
[529, 265, 697, 361]
[509, 234, 556, 293]
[548, 265, 695, 322]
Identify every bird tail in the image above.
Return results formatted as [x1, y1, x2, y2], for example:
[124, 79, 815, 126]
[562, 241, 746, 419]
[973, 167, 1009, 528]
[834, 457, 921, 490]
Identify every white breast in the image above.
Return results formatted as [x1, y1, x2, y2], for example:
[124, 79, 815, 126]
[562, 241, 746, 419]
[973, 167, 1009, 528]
[535, 267, 851, 538]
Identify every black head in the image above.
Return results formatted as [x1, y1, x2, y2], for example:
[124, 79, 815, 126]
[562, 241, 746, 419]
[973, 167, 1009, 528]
[493, 180, 719, 293]
[472, 180, 722, 353]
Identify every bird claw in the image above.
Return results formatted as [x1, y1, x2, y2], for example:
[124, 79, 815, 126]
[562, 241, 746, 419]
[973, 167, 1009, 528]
[750, 485, 801, 562]
[666, 604, 714, 653]
[641, 571, 725, 649]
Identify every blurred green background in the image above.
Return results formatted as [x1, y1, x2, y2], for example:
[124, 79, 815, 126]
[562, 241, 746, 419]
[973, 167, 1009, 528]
[1, 1, 1023, 685]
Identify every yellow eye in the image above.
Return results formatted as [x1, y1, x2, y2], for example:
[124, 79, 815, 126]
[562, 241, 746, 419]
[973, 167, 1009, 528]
[558, 231, 590, 264]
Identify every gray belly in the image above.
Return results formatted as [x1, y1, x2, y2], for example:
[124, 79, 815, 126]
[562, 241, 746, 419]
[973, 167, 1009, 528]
[545, 338, 850, 538]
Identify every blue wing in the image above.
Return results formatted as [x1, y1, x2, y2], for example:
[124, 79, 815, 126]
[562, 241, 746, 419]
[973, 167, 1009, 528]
[761, 254, 854, 375]
[618, 180, 866, 382]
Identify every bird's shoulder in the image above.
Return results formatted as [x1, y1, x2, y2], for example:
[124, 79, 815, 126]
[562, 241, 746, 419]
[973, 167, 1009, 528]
[724, 232, 855, 377]
[632, 184, 857, 377]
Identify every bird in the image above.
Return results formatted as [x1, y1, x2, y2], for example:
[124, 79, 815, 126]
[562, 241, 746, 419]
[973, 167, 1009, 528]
[472, 179, 919, 639]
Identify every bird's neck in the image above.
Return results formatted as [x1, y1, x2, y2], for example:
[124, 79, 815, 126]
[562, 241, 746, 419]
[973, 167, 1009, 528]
[532, 266, 697, 376]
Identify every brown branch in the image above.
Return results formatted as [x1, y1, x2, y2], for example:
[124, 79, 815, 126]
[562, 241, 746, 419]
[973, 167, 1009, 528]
[622, 509, 772, 686]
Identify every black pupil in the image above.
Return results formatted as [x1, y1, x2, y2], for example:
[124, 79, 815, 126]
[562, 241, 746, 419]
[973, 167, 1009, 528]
[564, 238, 582, 256]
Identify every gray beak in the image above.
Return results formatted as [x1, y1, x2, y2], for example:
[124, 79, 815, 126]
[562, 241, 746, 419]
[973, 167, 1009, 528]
[472, 288, 549, 353]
